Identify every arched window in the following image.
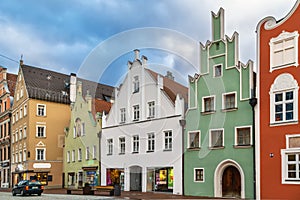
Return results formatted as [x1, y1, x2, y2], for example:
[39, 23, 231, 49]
[270, 73, 299, 124]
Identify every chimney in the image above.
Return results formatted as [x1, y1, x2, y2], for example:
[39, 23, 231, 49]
[70, 73, 77, 103]
[142, 55, 148, 66]
[165, 71, 174, 81]
[134, 49, 140, 60]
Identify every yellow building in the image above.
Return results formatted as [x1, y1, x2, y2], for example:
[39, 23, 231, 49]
[11, 61, 71, 188]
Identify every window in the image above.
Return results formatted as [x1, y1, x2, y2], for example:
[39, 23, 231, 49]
[270, 31, 299, 71]
[214, 65, 222, 77]
[36, 149, 45, 160]
[236, 127, 251, 146]
[270, 73, 298, 124]
[86, 147, 90, 160]
[92, 145, 97, 159]
[15, 131, 18, 142]
[281, 134, 300, 183]
[12, 115, 15, 124]
[19, 109, 22, 119]
[24, 105, 27, 116]
[133, 105, 140, 121]
[132, 135, 139, 153]
[148, 101, 155, 118]
[119, 137, 125, 154]
[210, 129, 224, 148]
[194, 168, 204, 182]
[78, 148, 82, 161]
[16, 112, 18, 121]
[164, 130, 172, 151]
[223, 92, 237, 110]
[20, 87, 23, 97]
[23, 126, 27, 138]
[23, 150, 26, 162]
[37, 104, 46, 116]
[107, 139, 113, 155]
[120, 108, 126, 123]
[36, 125, 46, 137]
[67, 151, 70, 163]
[133, 76, 139, 93]
[19, 129, 22, 140]
[81, 122, 85, 136]
[19, 151, 22, 162]
[147, 133, 155, 152]
[188, 131, 200, 148]
[72, 150, 75, 162]
[202, 96, 215, 113]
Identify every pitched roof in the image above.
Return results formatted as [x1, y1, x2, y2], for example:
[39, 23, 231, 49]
[146, 69, 188, 104]
[93, 98, 112, 115]
[21, 64, 114, 104]
[21, 64, 71, 104]
[7, 73, 17, 97]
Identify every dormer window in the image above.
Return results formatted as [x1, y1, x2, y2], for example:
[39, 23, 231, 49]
[133, 76, 139, 93]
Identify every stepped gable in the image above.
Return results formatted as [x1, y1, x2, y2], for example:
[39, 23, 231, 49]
[21, 64, 70, 104]
[146, 69, 188, 105]
[7, 73, 17, 97]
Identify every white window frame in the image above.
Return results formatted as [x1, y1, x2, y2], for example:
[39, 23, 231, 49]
[235, 126, 252, 146]
[194, 168, 205, 182]
[36, 125, 46, 137]
[86, 146, 90, 160]
[188, 130, 201, 149]
[270, 31, 299, 72]
[133, 105, 140, 121]
[132, 135, 139, 153]
[71, 150, 75, 162]
[92, 145, 97, 159]
[148, 101, 155, 118]
[24, 105, 27, 116]
[37, 104, 46, 116]
[202, 95, 215, 113]
[23, 126, 27, 138]
[281, 134, 300, 184]
[107, 139, 113, 155]
[67, 151, 70, 163]
[209, 128, 224, 148]
[147, 133, 155, 152]
[78, 148, 82, 161]
[119, 137, 125, 154]
[270, 73, 298, 125]
[19, 129, 22, 140]
[213, 64, 222, 77]
[19, 151, 22, 163]
[35, 148, 46, 161]
[133, 76, 139, 93]
[222, 92, 237, 110]
[164, 130, 173, 151]
[23, 149, 26, 162]
[120, 108, 126, 123]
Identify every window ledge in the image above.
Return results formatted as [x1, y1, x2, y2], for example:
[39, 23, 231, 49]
[282, 180, 300, 185]
[119, 153, 125, 155]
[188, 147, 201, 151]
[222, 107, 238, 112]
[233, 145, 252, 149]
[270, 120, 298, 127]
[146, 150, 154, 153]
[132, 119, 139, 122]
[163, 149, 172, 152]
[201, 110, 216, 115]
[132, 152, 139, 154]
[107, 153, 112, 156]
[209, 146, 225, 150]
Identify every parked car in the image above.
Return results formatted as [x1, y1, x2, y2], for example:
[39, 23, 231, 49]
[12, 180, 44, 196]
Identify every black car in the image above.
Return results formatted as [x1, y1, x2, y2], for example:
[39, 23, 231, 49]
[12, 180, 44, 196]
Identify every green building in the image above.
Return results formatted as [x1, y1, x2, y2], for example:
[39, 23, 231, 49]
[63, 75, 113, 189]
[184, 8, 255, 199]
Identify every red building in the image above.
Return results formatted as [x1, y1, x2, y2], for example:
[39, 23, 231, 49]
[257, 1, 300, 199]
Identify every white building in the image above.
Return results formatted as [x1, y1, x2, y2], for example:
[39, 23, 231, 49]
[101, 50, 187, 194]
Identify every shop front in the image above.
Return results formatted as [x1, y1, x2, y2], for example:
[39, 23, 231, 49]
[106, 168, 124, 190]
[147, 167, 173, 193]
[82, 166, 99, 187]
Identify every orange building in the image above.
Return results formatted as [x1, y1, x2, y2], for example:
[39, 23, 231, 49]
[257, 1, 300, 199]
[11, 61, 71, 188]
[0, 67, 17, 188]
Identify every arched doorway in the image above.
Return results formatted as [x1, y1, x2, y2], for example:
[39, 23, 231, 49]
[222, 166, 241, 198]
[129, 166, 142, 191]
[214, 159, 245, 198]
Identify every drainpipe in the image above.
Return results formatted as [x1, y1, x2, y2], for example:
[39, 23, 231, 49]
[249, 90, 257, 198]
[97, 130, 102, 186]
[179, 119, 186, 196]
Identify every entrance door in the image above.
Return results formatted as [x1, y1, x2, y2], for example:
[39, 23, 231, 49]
[222, 166, 241, 198]
[130, 166, 142, 191]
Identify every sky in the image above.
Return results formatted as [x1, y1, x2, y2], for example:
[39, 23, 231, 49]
[0, 0, 297, 87]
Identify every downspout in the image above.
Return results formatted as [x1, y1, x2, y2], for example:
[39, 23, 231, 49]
[249, 75, 257, 199]
[179, 119, 186, 196]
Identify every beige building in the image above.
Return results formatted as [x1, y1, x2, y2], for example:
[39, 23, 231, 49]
[11, 62, 71, 188]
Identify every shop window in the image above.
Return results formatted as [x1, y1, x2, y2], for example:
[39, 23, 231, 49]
[36, 173, 48, 185]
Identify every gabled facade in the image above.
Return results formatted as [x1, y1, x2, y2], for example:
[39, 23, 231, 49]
[184, 8, 255, 198]
[63, 75, 113, 189]
[257, 1, 300, 199]
[11, 62, 71, 188]
[101, 50, 187, 194]
[0, 67, 17, 188]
